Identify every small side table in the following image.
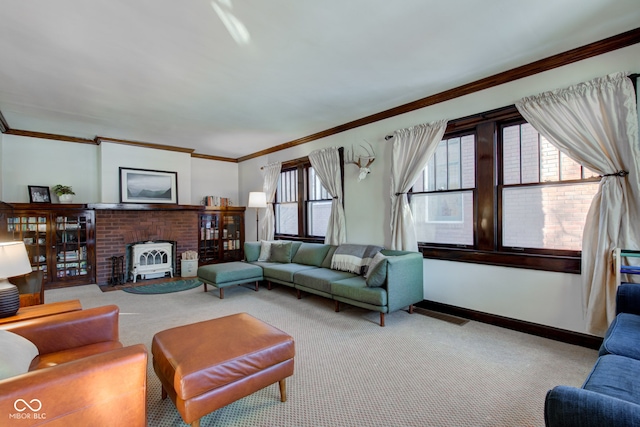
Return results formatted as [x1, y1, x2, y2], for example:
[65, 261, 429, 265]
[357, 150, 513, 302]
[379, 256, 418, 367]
[0, 299, 82, 325]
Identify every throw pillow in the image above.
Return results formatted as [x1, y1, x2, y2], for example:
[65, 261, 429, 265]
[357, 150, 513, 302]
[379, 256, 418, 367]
[0, 330, 39, 380]
[365, 252, 388, 287]
[257, 240, 272, 262]
[269, 241, 293, 263]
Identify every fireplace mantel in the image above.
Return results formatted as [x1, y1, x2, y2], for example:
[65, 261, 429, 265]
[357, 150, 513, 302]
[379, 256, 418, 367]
[88, 203, 203, 211]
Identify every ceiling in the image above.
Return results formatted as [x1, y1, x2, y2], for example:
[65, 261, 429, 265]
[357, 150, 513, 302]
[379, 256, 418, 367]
[1, 0, 639, 160]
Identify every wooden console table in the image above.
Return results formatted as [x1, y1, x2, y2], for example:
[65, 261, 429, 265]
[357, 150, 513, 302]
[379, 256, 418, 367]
[0, 299, 82, 325]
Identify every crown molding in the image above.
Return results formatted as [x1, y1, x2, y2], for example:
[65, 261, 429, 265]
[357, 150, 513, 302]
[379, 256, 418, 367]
[191, 153, 237, 163]
[0, 110, 9, 133]
[237, 26, 640, 162]
[1, 27, 638, 162]
[4, 128, 96, 144]
[95, 136, 195, 154]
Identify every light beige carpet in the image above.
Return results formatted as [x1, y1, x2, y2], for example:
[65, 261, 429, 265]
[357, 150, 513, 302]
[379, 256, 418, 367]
[46, 283, 597, 427]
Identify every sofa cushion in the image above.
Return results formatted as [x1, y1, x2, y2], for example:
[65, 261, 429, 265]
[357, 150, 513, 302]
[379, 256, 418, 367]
[321, 246, 338, 269]
[0, 330, 39, 380]
[294, 268, 356, 294]
[292, 243, 332, 267]
[364, 252, 388, 287]
[599, 313, 640, 360]
[289, 241, 303, 259]
[583, 355, 640, 404]
[198, 262, 263, 284]
[262, 263, 317, 283]
[331, 277, 388, 307]
[269, 241, 293, 263]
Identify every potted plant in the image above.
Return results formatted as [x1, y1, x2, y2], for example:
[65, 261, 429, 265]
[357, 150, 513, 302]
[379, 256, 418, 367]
[52, 185, 75, 203]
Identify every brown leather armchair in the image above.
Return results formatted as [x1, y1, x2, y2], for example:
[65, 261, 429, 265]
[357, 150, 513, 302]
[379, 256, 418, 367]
[0, 305, 148, 426]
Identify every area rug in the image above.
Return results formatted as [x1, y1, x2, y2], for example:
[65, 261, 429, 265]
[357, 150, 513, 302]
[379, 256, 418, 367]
[122, 279, 203, 294]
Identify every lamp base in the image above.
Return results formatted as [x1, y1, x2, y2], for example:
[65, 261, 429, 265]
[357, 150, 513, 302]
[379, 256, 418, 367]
[0, 281, 20, 318]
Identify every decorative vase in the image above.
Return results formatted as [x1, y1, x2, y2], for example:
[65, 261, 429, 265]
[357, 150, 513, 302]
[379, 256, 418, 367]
[0, 282, 20, 318]
[58, 194, 73, 203]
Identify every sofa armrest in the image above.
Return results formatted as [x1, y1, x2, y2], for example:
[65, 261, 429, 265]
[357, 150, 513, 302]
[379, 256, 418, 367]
[616, 284, 640, 315]
[545, 385, 640, 427]
[385, 252, 424, 312]
[0, 305, 120, 355]
[0, 344, 147, 427]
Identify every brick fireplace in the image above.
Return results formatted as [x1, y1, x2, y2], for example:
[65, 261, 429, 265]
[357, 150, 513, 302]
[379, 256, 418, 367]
[94, 207, 199, 286]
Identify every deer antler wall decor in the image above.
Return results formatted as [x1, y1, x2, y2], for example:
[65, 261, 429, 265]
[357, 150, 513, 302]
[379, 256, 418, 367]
[345, 141, 376, 181]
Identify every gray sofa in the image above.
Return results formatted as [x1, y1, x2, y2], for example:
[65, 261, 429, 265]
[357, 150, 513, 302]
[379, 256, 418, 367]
[244, 241, 424, 326]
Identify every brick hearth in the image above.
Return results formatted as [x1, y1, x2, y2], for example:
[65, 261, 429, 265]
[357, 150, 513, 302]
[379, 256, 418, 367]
[95, 208, 199, 285]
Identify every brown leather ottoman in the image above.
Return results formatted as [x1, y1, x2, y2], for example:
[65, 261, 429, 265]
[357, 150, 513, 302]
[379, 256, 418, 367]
[151, 313, 295, 427]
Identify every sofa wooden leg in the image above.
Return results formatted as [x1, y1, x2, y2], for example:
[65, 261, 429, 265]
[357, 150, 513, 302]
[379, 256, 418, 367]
[380, 313, 385, 327]
[161, 386, 167, 400]
[279, 379, 287, 402]
[268, 281, 272, 290]
[296, 289, 301, 299]
[191, 419, 200, 427]
[255, 281, 259, 292]
[219, 288, 224, 299]
[334, 300, 340, 312]
[409, 304, 414, 314]
[203, 282, 207, 292]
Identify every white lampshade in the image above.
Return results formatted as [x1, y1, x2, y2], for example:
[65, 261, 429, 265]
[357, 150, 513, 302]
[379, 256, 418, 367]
[0, 241, 32, 280]
[0, 241, 31, 318]
[247, 192, 267, 208]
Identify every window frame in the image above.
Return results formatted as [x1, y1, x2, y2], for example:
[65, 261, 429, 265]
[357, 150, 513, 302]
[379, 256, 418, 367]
[273, 149, 344, 242]
[412, 105, 598, 273]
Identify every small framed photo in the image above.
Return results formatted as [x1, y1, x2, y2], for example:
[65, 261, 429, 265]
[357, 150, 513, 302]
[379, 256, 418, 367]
[119, 167, 178, 204]
[28, 185, 51, 203]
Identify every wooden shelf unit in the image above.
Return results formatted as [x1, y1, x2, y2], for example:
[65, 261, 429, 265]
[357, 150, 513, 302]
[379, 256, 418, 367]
[0, 203, 96, 288]
[199, 206, 245, 265]
[614, 248, 640, 286]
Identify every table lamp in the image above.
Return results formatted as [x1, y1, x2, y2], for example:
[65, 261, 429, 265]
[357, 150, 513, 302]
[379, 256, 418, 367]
[247, 192, 267, 241]
[0, 241, 33, 317]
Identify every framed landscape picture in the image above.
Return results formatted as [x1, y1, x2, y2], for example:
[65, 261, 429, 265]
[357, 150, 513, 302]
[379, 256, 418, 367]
[119, 167, 178, 204]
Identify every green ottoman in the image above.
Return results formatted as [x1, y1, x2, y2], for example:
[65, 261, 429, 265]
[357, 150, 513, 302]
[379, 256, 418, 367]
[197, 262, 263, 299]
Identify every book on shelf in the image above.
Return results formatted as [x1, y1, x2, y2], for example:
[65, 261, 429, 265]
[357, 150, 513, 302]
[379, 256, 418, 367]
[203, 196, 231, 207]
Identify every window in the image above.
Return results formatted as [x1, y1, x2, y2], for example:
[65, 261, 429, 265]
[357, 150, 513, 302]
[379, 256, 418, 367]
[411, 134, 475, 246]
[274, 152, 343, 240]
[307, 167, 332, 237]
[409, 106, 600, 272]
[275, 168, 299, 235]
[500, 122, 599, 251]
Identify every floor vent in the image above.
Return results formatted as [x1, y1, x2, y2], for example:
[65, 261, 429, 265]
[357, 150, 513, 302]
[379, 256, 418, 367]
[414, 307, 469, 326]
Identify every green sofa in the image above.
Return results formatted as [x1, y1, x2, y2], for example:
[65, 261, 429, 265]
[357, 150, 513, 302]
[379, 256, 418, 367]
[244, 241, 424, 326]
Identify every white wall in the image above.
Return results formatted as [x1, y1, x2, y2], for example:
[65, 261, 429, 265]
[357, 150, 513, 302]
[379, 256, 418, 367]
[98, 142, 192, 204]
[0, 136, 239, 206]
[1, 134, 99, 202]
[190, 157, 239, 206]
[238, 43, 640, 336]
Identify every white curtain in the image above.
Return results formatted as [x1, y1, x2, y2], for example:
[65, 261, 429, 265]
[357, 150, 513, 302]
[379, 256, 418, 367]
[390, 119, 449, 251]
[516, 72, 640, 336]
[309, 147, 346, 245]
[260, 162, 281, 241]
